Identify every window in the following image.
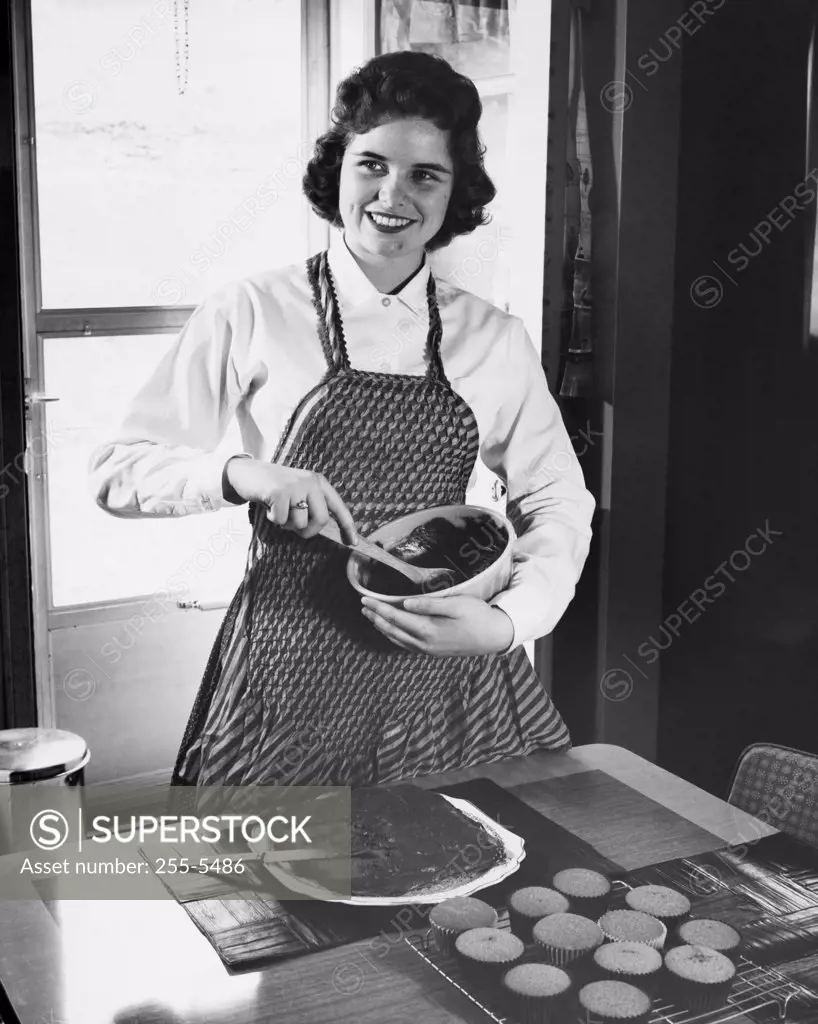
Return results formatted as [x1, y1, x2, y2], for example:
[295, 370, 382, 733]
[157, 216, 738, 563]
[21, 0, 322, 615]
[42, 334, 251, 607]
[379, 0, 513, 309]
[31, 0, 306, 309]
[376, 0, 549, 337]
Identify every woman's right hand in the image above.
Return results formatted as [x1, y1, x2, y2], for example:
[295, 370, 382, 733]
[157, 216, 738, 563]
[225, 458, 357, 545]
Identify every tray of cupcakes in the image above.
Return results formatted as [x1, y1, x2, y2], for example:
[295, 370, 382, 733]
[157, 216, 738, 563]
[404, 868, 812, 1024]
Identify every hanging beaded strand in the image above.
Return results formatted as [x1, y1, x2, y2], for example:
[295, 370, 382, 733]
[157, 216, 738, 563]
[173, 0, 189, 95]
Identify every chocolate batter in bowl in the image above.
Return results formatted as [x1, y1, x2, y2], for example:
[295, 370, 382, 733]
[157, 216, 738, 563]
[347, 504, 515, 603]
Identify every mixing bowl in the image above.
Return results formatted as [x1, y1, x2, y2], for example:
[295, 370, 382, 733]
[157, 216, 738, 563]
[347, 504, 515, 605]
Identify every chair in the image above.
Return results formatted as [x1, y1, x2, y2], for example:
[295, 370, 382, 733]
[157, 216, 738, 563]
[727, 743, 818, 849]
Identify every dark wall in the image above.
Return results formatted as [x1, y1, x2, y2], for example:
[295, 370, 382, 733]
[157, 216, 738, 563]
[553, 0, 684, 758]
[660, 0, 818, 795]
[0, 3, 37, 727]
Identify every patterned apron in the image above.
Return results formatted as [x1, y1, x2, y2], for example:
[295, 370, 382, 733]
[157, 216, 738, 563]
[171, 251, 569, 787]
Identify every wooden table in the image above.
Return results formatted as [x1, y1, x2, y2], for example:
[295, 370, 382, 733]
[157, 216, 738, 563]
[0, 744, 777, 1024]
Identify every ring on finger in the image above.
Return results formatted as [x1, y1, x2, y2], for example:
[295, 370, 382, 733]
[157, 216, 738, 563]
[288, 506, 310, 528]
[292, 499, 309, 510]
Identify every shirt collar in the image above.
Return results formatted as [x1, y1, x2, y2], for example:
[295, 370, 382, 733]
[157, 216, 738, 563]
[327, 234, 431, 317]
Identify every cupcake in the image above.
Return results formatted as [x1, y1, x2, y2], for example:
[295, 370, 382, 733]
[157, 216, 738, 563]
[593, 941, 663, 995]
[625, 885, 691, 927]
[532, 912, 604, 966]
[663, 944, 736, 1012]
[675, 919, 742, 962]
[552, 868, 612, 918]
[598, 909, 667, 949]
[428, 897, 498, 954]
[578, 980, 653, 1024]
[455, 927, 525, 986]
[502, 963, 573, 1024]
[508, 887, 570, 942]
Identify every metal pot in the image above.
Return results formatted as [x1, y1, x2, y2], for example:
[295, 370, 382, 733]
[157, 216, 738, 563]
[0, 727, 89, 855]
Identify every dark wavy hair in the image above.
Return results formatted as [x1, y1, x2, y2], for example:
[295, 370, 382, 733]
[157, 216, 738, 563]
[302, 51, 496, 251]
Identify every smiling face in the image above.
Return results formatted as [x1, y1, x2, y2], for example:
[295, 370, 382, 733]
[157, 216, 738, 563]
[338, 116, 455, 279]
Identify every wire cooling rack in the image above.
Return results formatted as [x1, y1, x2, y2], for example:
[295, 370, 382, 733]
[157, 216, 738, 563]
[403, 933, 817, 1024]
[651, 959, 815, 1024]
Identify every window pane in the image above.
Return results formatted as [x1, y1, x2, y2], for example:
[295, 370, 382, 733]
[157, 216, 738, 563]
[32, 1, 306, 309]
[44, 335, 252, 607]
[379, 1, 510, 78]
[431, 91, 512, 310]
[379, 1, 514, 309]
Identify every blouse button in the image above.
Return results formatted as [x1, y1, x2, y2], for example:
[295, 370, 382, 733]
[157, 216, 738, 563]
[381, 297, 391, 306]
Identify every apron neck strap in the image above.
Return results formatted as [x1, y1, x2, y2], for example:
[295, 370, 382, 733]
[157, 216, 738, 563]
[424, 273, 448, 385]
[306, 251, 448, 384]
[306, 251, 348, 375]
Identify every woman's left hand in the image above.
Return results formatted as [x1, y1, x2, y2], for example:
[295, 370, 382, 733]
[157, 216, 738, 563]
[361, 595, 514, 656]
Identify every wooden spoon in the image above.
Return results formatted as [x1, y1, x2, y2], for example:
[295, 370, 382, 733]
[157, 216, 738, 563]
[320, 518, 455, 591]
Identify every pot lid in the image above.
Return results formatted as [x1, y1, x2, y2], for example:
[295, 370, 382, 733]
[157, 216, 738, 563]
[0, 728, 89, 783]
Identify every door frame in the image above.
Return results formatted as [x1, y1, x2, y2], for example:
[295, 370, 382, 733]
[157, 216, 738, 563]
[0, 2, 36, 729]
[11, 0, 49, 724]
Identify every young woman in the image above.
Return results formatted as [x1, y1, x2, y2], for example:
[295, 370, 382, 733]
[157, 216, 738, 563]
[91, 51, 595, 787]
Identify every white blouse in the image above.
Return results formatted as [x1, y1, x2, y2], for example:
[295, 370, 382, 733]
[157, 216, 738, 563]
[90, 237, 595, 650]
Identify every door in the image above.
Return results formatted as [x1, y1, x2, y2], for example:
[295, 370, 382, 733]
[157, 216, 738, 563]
[14, 0, 325, 783]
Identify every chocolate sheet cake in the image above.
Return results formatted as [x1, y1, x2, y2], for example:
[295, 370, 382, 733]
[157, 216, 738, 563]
[350, 785, 507, 897]
[288, 784, 508, 899]
[362, 513, 507, 597]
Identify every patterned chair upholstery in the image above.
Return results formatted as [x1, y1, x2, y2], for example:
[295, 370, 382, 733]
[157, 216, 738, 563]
[727, 743, 818, 849]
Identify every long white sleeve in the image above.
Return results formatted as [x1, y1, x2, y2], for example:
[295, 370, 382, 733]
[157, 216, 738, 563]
[482, 320, 596, 648]
[90, 292, 250, 518]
